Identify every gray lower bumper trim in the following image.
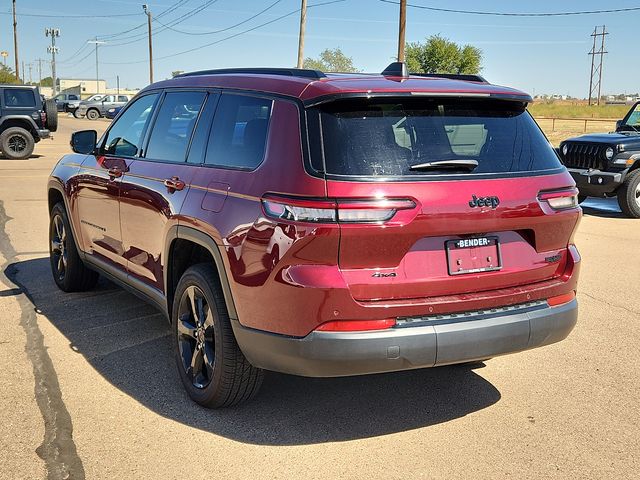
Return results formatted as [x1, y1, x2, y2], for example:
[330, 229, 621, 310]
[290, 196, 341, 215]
[232, 299, 578, 377]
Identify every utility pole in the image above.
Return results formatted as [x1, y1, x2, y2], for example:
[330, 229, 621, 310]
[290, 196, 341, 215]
[296, 0, 307, 68]
[21, 61, 25, 83]
[87, 38, 105, 94]
[36, 58, 44, 85]
[587, 25, 608, 106]
[13, 0, 19, 80]
[143, 4, 153, 83]
[46, 28, 60, 95]
[27, 62, 32, 84]
[397, 0, 407, 62]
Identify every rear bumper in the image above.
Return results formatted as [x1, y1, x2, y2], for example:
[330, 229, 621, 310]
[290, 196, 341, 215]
[233, 299, 578, 377]
[568, 167, 624, 196]
[37, 129, 50, 140]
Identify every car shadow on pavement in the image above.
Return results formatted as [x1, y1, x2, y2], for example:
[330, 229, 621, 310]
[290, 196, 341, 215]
[6, 257, 501, 446]
[0, 154, 44, 160]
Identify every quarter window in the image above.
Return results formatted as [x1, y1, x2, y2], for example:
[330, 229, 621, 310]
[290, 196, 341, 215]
[204, 94, 272, 169]
[145, 91, 206, 162]
[101, 93, 158, 157]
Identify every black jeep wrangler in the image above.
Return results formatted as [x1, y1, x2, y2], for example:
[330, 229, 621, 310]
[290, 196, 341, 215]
[559, 102, 640, 218]
[0, 85, 57, 160]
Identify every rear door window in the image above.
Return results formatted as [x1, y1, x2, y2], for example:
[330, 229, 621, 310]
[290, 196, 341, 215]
[316, 98, 562, 178]
[101, 93, 158, 157]
[4, 88, 36, 107]
[145, 91, 206, 162]
[117, 96, 129, 102]
[204, 93, 272, 169]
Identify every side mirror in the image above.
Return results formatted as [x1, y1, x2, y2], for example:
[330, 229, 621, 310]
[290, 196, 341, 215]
[70, 130, 97, 154]
[616, 120, 623, 130]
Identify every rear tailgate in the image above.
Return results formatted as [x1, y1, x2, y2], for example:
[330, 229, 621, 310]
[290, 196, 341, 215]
[328, 173, 580, 301]
[315, 96, 580, 302]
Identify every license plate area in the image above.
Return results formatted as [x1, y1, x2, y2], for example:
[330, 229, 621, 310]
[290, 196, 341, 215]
[446, 236, 502, 276]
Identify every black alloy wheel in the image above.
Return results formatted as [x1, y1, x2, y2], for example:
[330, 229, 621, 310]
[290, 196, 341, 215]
[48, 202, 99, 292]
[50, 212, 67, 283]
[8, 133, 27, 154]
[176, 285, 216, 389]
[171, 263, 263, 408]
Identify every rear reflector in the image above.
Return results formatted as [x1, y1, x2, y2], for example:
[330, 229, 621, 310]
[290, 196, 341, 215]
[538, 188, 579, 210]
[315, 319, 396, 332]
[262, 195, 415, 224]
[548, 291, 576, 307]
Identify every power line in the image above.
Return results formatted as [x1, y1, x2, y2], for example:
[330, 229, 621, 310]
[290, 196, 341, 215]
[152, 0, 283, 36]
[96, 0, 191, 40]
[102, 0, 346, 65]
[379, 0, 640, 16]
[103, 0, 221, 46]
[58, 0, 193, 65]
[0, 10, 141, 18]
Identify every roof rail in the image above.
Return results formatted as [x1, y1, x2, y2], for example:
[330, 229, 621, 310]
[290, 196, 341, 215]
[176, 67, 326, 80]
[410, 72, 489, 83]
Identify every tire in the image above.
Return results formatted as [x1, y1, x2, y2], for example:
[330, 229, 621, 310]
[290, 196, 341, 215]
[172, 263, 263, 408]
[49, 202, 99, 292]
[73, 109, 83, 119]
[617, 169, 640, 218]
[86, 109, 100, 121]
[577, 194, 587, 204]
[44, 98, 58, 132]
[0, 127, 35, 160]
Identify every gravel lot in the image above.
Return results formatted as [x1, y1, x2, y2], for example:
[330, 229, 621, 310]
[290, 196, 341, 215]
[0, 116, 638, 479]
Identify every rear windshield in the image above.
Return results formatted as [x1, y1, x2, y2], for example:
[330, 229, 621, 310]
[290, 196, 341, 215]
[315, 98, 561, 178]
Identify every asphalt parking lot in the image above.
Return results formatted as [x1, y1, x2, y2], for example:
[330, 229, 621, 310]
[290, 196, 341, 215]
[0, 116, 639, 479]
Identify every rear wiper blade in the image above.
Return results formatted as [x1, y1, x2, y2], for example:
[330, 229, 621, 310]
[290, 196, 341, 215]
[409, 159, 479, 171]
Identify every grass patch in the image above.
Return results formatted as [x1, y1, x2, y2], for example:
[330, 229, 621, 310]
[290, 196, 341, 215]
[528, 102, 630, 119]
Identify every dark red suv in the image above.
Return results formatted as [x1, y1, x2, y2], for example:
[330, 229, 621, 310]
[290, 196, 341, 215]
[48, 63, 581, 408]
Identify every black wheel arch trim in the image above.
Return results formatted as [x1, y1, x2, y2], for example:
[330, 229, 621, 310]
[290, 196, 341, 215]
[164, 225, 239, 322]
[47, 179, 85, 263]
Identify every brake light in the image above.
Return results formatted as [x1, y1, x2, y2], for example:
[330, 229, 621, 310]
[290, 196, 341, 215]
[538, 188, 579, 210]
[262, 195, 415, 224]
[316, 319, 396, 332]
[548, 291, 576, 307]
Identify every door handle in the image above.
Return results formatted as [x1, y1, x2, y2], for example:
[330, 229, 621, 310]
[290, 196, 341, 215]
[164, 176, 186, 192]
[108, 167, 123, 179]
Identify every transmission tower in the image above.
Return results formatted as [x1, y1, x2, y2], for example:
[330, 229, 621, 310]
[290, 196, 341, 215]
[588, 26, 608, 106]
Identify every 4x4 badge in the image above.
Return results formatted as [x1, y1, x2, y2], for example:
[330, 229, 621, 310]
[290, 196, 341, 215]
[469, 195, 500, 209]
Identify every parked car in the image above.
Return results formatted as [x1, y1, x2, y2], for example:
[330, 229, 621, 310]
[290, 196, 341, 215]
[53, 92, 81, 113]
[48, 63, 581, 408]
[75, 94, 131, 120]
[67, 94, 104, 118]
[105, 105, 122, 119]
[1, 84, 57, 159]
[558, 101, 640, 217]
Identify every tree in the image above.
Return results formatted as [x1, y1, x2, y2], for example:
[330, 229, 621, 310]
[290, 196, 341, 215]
[304, 48, 360, 73]
[406, 35, 483, 75]
[39, 76, 53, 87]
[0, 64, 19, 84]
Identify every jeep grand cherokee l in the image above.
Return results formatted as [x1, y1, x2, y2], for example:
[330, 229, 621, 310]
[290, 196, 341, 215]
[48, 63, 581, 408]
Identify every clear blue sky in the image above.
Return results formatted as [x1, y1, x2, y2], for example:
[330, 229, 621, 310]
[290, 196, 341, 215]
[2, 0, 639, 97]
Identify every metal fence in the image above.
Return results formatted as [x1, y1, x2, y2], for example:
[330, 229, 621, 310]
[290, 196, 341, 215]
[535, 116, 617, 132]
